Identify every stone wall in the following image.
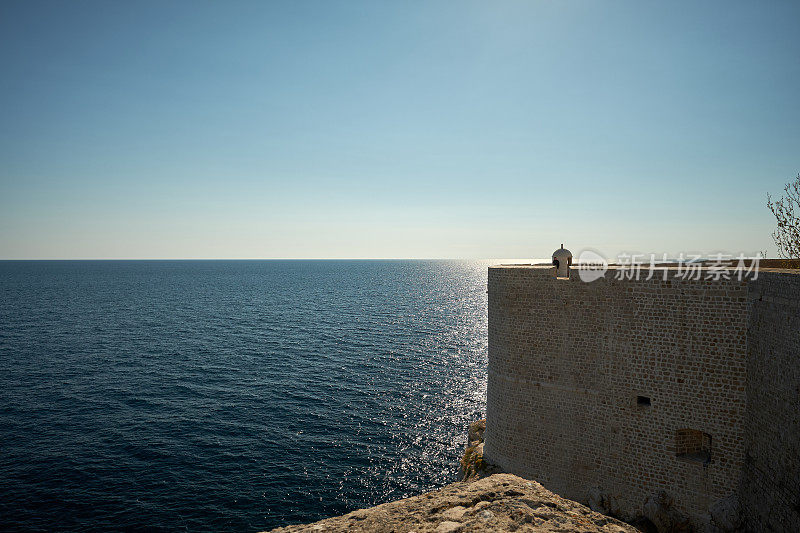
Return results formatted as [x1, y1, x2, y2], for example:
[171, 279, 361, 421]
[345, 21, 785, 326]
[741, 271, 800, 531]
[484, 265, 751, 528]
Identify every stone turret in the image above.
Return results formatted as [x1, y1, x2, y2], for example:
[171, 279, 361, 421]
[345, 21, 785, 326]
[552, 244, 572, 278]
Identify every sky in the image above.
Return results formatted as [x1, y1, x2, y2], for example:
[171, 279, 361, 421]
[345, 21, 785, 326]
[1, 1, 798, 259]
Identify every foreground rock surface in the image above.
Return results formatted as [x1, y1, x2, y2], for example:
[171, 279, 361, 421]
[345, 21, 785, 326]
[267, 473, 639, 532]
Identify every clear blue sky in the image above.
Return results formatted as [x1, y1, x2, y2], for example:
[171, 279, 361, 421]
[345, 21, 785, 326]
[1, 1, 798, 259]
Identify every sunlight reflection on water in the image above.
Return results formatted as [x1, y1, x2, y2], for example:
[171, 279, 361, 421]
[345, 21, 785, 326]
[0, 260, 490, 531]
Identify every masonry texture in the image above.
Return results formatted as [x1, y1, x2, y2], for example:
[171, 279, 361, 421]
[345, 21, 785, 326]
[484, 264, 799, 531]
[742, 272, 800, 531]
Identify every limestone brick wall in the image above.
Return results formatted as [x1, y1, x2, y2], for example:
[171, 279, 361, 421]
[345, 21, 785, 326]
[741, 271, 800, 531]
[483, 265, 750, 527]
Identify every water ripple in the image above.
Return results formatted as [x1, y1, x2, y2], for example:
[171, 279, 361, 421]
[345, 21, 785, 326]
[0, 260, 488, 532]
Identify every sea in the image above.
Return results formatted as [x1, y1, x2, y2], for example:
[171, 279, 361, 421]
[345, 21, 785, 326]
[0, 260, 490, 531]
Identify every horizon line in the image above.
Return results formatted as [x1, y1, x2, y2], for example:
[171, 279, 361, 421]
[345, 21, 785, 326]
[0, 257, 539, 261]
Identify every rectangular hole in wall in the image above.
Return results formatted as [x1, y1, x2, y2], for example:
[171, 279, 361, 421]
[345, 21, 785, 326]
[637, 395, 651, 406]
[675, 429, 711, 464]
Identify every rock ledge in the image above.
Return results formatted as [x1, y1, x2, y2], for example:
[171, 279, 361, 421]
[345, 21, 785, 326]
[267, 473, 639, 532]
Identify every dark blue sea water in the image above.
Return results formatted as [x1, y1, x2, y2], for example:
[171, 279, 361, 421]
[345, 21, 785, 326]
[0, 260, 488, 532]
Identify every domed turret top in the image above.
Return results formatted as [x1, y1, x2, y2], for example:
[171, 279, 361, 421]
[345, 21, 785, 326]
[552, 244, 572, 261]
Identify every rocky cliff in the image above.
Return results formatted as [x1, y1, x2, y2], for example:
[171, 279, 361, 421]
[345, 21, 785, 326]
[459, 420, 500, 482]
[267, 473, 639, 533]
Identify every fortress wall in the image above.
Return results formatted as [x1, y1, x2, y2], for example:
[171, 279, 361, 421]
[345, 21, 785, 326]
[484, 266, 610, 500]
[742, 271, 800, 531]
[484, 265, 749, 525]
